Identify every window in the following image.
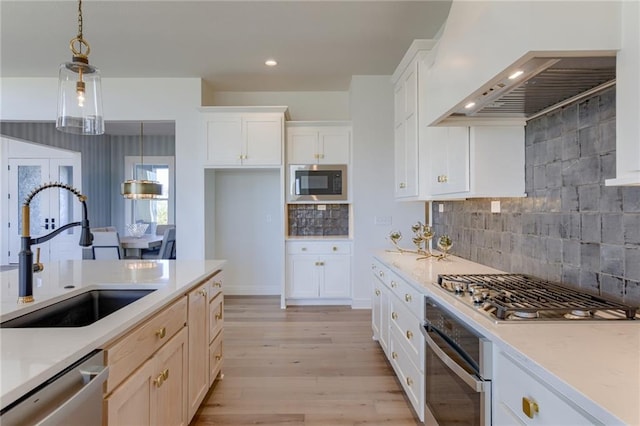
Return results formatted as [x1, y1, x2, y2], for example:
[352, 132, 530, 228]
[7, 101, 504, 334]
[124, 156, 175, 228]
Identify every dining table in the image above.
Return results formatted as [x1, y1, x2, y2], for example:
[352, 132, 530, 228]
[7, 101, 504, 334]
[119, 234, 163, 258]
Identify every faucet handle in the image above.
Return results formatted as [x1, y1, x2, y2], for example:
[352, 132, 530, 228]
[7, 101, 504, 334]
[33, 247, 44, 273]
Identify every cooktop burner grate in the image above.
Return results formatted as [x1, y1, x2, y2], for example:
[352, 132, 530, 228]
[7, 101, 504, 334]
[438, 274, 637, 320]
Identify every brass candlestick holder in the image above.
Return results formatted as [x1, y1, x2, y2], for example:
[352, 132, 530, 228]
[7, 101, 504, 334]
[387, 222, 450, 261]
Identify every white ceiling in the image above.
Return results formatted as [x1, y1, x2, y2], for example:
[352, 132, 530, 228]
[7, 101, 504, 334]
[1, 0, 452, 133]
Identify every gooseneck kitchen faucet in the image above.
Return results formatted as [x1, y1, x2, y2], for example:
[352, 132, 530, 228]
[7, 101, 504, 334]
[18, 183, 93, 304]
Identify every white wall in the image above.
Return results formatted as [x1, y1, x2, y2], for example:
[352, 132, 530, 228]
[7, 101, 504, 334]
[349, 76, 424, 308]
[207, 91, 349, 121]
[0, 77, 204, 260]
[209, 169, 283, 295]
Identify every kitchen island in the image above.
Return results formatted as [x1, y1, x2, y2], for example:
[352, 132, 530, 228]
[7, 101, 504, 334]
[0, 259, 225, 414]
[374, 250, 640, 425]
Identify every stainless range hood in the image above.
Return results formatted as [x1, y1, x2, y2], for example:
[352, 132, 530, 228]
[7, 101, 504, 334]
[449, 55, 616, 122]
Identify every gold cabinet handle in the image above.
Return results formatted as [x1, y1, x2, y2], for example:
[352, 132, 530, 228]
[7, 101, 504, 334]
[154, 370, 168, 387]
[315, 261, 325, 266]
[391, 312, 398, 320]
[399, 182, 406, 189]
[155, 327, 166, 339]
[213, 281, 222, 288]
[215, 353, 222, 361]
[437, 175, 449, 183]
[375, 289, 381, 296]
[522, 397, 539, 419]
[215, 312, 223, 320]
[406, 377, 413, 386]
[406, 330, 413, 340]
[405, 293, 412, 302]
[391, 281, 398, 288]
[379, 271, 384, 278]
[301, 247, 307, 251]
[198, 288, 207, 297]
[332, 246, 338, 251]
[391, 351, 398, 359]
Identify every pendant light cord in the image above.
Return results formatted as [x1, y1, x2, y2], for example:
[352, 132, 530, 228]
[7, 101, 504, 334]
[76, 0, 84, 55]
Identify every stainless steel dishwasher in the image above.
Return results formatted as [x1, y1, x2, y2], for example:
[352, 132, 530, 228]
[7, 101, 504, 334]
[0, 350, 108, 426]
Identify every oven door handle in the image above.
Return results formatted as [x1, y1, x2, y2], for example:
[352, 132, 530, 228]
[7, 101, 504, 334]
[422, 326, 486, 393]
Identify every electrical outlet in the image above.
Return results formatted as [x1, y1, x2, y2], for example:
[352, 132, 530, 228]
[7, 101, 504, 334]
[317, 204, 327, 211]
[491, 200, 501, 213]
[438, 203, 444, 213]
[374, 216, 392, 226]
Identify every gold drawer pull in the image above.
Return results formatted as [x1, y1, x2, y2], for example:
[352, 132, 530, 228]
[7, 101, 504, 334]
[406, 330, 413, 340]
[213, 281, 222, 288]
[154, 370, 169, 387]
[215, 353, 222, 361]
[155, 327, 166, 339]
[301, 247, 307, 251]
[391, 281, 398, 288]
[332, 246, 338, 251]
[378, 271, 384, 278]
[522, 397, 539, 419]
[406, 377, 413, 386]
[405, 293, 412, 302]
[391, 312, 398, 320]
[391, 351, 398, 359]
[215, 312, 223, 320]
[371, 264, 376, 270]
[399, 182, 406, 189]
[375, 289, 381, 296]
[198, 288, 207, 297]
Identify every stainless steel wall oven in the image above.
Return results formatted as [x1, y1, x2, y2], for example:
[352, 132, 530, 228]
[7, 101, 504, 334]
[422, 297, 492, 425]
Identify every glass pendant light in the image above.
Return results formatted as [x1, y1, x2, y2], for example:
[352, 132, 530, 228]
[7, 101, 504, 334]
[121, 123, 163, 199]
[56, 0, 105, 135]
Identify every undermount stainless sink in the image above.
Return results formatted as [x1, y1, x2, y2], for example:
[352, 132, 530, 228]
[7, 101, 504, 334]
[1, 289, 156, 328]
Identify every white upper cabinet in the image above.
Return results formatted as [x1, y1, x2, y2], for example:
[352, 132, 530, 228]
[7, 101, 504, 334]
[424, 125, 525, 199]
[201, 107, 287, 167]
[286, 122, 351, 165]
[391, 41, 434, 199]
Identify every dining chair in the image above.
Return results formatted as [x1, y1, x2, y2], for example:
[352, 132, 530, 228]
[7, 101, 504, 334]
[91, 230, 122, 260]
[143, 227, 176, 259]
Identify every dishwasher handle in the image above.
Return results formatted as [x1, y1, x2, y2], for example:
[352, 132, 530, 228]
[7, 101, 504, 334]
[37, 363, 109, 425]
[422, 325, 486, 393]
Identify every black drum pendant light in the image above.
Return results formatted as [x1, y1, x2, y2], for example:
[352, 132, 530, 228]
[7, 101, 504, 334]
[56, 0, 105, 135]
[121, 123, 163, 199]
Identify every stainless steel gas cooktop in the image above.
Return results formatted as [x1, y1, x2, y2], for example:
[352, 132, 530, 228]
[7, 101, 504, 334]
[437, 274, 638, 321]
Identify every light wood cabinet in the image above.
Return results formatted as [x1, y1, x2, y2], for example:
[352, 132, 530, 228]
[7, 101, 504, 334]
[286, 123, 351, 165]
[286, 241, 351, 304]
[202, 107, 287, 166]
[187, 282, 209, 420]
[105, 327, 188, 426]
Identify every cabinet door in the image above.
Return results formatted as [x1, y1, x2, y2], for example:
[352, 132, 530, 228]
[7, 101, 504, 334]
[206, 115, 242, 165]
[394, 122, 408, 197]
[428, 126, 470, 196]
[318, 129, 350, 164]
[187, 283, 209, 420]
[243, 115, 282, 166]
[209, 292, 224, 344]
[319, 255, 350, 298]
[156, 328, 188, 426]
[105, 357, 156, 426]
[287, 130, 318, 164]
[287, 255, 320, 298]
[394, 64, 419, 198]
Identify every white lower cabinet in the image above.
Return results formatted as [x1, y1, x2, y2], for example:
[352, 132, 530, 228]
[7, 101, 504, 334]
[493, 350, 604, 426]
[286, 241, 351, 304]
[371, 258, 425, 421]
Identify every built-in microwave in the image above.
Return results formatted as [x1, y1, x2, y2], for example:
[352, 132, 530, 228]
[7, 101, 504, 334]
[288, 164, 347, 202]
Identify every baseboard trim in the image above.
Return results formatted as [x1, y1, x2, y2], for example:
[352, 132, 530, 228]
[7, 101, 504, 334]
[351, 298, 371, 309]
[285, 298, 352, 306]
[224, 285, 281, 296]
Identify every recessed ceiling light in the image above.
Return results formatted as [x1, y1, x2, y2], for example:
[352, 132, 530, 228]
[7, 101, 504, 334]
[265, 59, 278, 67]
[509, 70, 524, 80]
[464, 102, 476, 109]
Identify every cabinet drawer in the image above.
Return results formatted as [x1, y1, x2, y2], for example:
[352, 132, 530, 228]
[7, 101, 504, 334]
[105, 297, 187, 394]
[287, 241, 351, 255]
[371, 260, 391, 288]
[494, 351, 601, 425]
[209, 331, 224, 386]
[207, 270, 224, 301]
[389, 297, 424, 370]
[209, 292, 224, 343]
[389, 328, 425, 421]
[388, 270, 424, 318]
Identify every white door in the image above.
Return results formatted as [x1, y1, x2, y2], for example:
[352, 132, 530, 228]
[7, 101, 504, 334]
[8, 158, 82, 263]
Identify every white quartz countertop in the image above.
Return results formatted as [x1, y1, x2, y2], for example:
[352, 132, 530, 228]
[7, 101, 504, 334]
[374, 250, 640, 426]
[0, 259, 225, 410]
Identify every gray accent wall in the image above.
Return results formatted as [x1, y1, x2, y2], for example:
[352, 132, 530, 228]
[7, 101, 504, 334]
[1, 122, 174, 233]
[432, 87, 640, 307]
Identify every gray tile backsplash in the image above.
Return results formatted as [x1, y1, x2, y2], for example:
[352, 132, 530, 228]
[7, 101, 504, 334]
[288, 204, 349, 236]
[432, 87, 640, 307]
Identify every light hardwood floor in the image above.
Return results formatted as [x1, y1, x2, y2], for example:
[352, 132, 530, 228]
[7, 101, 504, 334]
[191, 296, 421, 426]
